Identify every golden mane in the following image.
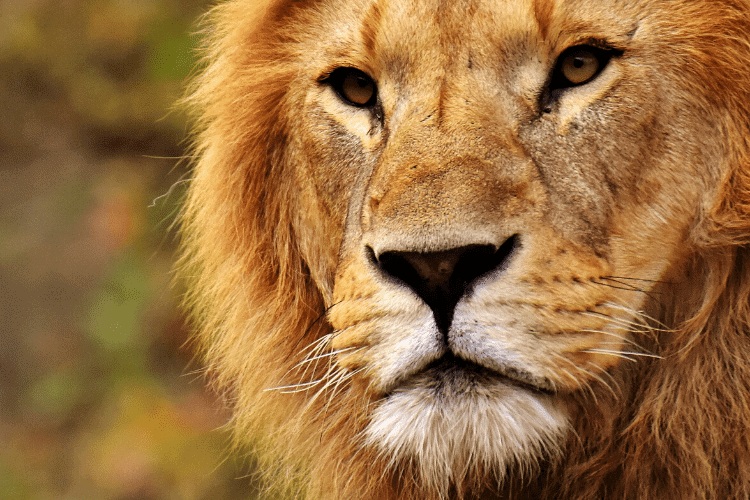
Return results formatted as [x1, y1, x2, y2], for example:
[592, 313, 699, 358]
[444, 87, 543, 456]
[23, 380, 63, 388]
[179, 0, 750, 498]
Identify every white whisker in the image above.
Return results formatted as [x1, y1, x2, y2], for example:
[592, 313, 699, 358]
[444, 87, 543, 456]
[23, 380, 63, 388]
[604, 301, 672, 332]
[265, 379, 324, 392]
[580, 311, 651, 334]
[551, 352, 602, 401]
[292, 347, 356, 369]
[583, 348, 663, 360]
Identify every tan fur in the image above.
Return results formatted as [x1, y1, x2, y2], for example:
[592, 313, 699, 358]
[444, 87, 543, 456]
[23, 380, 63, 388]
[179, 0, 750, 498]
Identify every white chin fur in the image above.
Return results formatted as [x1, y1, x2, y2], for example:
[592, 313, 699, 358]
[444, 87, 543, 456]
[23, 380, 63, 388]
[364, 372, 569, 497]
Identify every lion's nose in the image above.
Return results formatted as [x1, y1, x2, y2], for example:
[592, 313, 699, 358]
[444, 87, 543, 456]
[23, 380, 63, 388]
[373, 235, 518, 334]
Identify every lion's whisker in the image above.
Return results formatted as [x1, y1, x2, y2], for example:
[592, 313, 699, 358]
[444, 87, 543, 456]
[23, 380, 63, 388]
[583, 362, 622, 398]
[591, 278, 659, 296]
[578, 327, 661, 359]
[293, 347, 357, 369]
[551, 353, 606, 401]
[559, 364, 598, 403]
[304, 367, 362, 423]
[603, 301, 673, 332]
[322, 367, 363, 413]
[590, 280, 666, 310]
[558, 351, 622, 398]
[266, 379, 324, 393]
[598, 276, 646, 291]
[282, 336, 333, 386]
[580, 311, 653, 334]
[588, 279, 643, 293]
[270, 359, 341, 394]
[288, 301, 343, 358]
[605, 275, 675, 285]
[579, 327, 648, 347]
[583, 348, 664, 360]
[291, 333, 333, 365]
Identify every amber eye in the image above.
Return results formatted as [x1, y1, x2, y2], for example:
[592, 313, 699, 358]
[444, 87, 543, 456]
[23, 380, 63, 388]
[326, 67, 377, 107]
[550, 45, 617, 90]
[560, 49, 600, 84]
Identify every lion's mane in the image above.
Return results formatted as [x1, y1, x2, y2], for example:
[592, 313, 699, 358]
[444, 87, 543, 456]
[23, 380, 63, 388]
[179, 1, 750, 498]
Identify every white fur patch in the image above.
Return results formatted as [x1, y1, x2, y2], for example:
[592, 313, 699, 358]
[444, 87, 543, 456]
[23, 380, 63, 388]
[364, 368, 569, 497]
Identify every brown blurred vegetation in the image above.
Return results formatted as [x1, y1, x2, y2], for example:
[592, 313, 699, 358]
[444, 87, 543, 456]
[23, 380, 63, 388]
[0, 1, 257, 498]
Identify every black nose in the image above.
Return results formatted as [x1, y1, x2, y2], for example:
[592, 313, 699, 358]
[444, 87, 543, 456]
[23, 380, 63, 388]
[374, 235, 518, 334]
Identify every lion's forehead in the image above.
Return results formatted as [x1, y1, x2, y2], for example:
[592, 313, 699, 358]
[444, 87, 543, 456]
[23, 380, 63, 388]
[306, 0, 643, 71]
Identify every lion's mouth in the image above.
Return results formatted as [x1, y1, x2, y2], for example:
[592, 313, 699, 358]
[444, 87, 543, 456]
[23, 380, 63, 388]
[398, 353, 555, 396]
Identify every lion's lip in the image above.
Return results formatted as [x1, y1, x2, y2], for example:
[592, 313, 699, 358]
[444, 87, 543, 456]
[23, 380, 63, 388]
[396, 353, 556, 396]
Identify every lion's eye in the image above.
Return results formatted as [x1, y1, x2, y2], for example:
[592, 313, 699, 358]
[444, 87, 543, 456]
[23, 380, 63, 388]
[326, 67, 377, 107]
[560, 49, 599, 84]
[550, 45, 615, 90]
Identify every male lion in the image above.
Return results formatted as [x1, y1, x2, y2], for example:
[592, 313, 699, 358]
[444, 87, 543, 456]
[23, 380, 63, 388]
[179, 0, 750, 498]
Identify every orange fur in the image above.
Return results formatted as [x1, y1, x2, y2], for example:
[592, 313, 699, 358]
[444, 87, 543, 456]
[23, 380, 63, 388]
[179, 0, 750, 498]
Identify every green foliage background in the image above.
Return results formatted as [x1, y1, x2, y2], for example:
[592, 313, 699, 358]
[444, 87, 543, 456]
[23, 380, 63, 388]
[0, 1, 256, 498]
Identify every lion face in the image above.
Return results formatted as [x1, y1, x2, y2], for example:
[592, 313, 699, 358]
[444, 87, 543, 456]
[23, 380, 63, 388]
[286, 0, 716, 485]
[184, 0, 750, 497]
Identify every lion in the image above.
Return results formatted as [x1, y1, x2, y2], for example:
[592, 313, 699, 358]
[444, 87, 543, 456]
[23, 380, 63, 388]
[178, 0, 750, 498]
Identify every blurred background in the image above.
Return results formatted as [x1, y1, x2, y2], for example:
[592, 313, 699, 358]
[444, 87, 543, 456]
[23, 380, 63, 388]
[0, 1, 255, 498]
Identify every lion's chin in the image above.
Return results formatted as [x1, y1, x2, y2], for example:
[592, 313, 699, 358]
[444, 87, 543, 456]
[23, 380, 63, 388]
[364, 360, 569, 494]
